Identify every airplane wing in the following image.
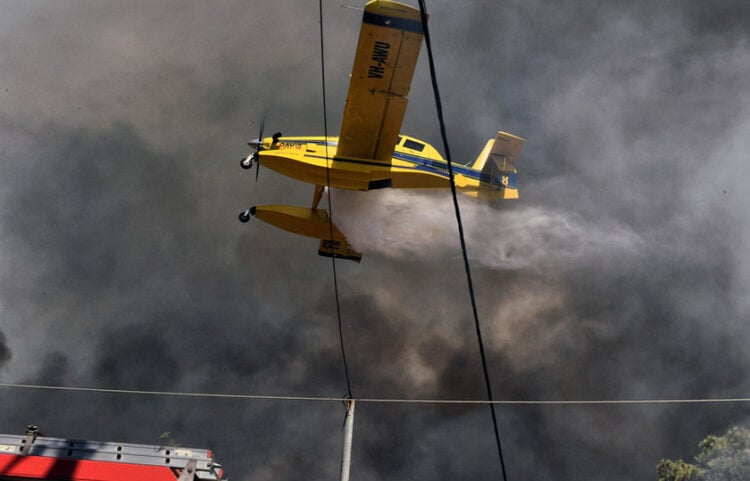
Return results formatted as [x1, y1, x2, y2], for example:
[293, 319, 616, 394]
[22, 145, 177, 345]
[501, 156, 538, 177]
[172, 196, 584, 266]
[336, 0, 425, 163]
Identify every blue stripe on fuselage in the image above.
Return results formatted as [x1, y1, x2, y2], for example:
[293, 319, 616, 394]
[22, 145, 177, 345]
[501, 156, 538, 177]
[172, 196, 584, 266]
[391, 151, 482, 180]
[300, 149, 483, 182]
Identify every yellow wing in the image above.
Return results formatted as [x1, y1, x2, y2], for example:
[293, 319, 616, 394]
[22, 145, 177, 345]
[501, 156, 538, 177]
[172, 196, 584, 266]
[336, 0, 425, 163]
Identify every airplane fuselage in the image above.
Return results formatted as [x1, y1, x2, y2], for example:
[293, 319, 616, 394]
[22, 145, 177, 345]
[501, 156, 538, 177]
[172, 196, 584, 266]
[258, 134, 518, 199]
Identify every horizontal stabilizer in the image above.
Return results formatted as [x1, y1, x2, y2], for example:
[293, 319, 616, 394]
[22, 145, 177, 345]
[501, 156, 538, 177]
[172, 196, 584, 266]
[471, 131, 525, 171]
[491, 131, 525, 165]
[251, 205, 362, 262]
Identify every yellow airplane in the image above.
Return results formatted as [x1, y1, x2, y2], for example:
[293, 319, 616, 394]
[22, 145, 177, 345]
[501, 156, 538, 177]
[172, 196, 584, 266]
[239, 0, 524, 262]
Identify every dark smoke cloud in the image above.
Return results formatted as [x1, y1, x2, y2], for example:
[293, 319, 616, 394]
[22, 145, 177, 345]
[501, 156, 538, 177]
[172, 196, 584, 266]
[0, 331, 10, 369]
[1, 1, 750, 480]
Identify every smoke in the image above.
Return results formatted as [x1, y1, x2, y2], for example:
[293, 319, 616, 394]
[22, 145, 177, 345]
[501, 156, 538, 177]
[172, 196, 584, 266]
[333, 189, 644, 272]
[1, 1, 750, 481]
[0, 331, 10, 369]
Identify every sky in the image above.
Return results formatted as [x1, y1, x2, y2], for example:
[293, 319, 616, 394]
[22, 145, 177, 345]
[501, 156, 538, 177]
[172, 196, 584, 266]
[1, 0, 750, 480]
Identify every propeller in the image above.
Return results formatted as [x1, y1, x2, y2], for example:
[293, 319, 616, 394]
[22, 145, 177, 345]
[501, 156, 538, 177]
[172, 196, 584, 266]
[240, 119, 283, 184]
[240, 118, 265, 181]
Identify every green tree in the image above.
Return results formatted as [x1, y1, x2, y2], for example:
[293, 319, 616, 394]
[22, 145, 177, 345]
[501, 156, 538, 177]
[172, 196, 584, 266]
[158, 431, 182, 448]
[658, 426, 750, 481]
[657, 459, 698, 481]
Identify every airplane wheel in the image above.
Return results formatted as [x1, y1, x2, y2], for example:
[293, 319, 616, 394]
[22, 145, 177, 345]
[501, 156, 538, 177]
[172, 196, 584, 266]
[238, 211, 251, 223]
[240, 158, 253, 170]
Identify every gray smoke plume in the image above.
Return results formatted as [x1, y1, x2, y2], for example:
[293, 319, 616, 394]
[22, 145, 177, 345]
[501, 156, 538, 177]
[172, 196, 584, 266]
[1, 1, 750, 480]
[0, 331, 10, 369]
[333, 189, 645, 272]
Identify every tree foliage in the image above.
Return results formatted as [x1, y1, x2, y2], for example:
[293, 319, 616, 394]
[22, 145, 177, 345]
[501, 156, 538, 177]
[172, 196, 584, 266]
[658, 426, 750, 481]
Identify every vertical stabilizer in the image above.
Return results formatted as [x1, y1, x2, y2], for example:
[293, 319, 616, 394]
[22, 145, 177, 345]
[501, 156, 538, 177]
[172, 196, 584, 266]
[464, 131, 524, 200]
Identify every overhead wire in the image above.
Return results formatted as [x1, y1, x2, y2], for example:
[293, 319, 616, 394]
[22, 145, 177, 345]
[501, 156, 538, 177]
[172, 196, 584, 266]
[3, 383, 750, 405]
[319, 0, 353, 399]
[416, 1, 509, 479]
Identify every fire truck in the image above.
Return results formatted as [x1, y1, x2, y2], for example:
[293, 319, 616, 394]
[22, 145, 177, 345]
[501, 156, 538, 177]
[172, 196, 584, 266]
[0, 426, 226, 481]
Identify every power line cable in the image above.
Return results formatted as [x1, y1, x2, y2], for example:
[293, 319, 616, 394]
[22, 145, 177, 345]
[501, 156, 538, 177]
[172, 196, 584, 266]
[3, 383, 750, 405]
[319, 0, 352, 399]
[416, 1, 509, 479]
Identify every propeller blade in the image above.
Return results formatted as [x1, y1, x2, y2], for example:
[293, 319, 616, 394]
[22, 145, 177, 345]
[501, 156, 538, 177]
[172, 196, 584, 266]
[255, 116, 264, 181]
[241, 116, 266, 175]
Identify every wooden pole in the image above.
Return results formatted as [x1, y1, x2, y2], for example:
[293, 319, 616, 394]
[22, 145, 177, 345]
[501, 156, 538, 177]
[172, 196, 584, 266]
[340, 400, 356, 481]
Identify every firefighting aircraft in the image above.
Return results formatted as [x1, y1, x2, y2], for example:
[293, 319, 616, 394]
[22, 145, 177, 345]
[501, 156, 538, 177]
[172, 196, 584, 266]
[239, 0, 524, 262]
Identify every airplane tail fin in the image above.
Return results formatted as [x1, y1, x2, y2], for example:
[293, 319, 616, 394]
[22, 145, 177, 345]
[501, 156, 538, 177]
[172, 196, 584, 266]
[465, 131, 525, 200]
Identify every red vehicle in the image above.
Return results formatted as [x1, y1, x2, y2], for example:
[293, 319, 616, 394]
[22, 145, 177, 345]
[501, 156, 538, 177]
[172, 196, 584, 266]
[0, 426, 225, 481]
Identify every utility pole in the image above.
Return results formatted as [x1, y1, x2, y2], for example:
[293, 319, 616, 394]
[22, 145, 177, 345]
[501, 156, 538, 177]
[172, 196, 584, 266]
[339, 400, 356, 481]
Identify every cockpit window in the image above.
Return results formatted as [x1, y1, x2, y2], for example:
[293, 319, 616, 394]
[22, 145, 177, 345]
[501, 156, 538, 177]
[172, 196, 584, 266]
[403, 139, 425, 152]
